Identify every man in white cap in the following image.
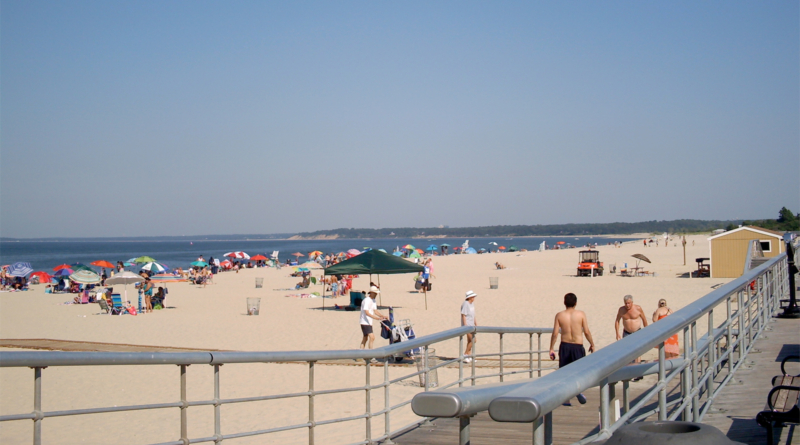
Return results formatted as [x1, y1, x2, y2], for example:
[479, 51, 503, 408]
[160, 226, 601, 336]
[360, 286, 388, 352]
[461, 290, 478, 362]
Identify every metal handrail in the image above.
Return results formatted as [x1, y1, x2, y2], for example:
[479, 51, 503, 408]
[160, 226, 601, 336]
[412, 252, 790, 444]
[0, 325, 553, 445]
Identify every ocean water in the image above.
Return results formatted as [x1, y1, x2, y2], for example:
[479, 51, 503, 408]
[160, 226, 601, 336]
[0, 236, 637, 272]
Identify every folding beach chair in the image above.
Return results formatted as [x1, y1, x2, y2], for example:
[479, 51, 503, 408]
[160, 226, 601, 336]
[98, 299, 111, 314]
[110, 294, 126, 315]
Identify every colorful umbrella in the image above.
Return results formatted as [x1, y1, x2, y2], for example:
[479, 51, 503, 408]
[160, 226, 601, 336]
[140, 262, 168, 273]
[7, 262, 33, 277]
[70, 263, 93, 272]
[134, 256, 157, 264]
[224, 252, 250, 259]
[30, 271, 53, 283]
[70, 270, 101, 284]
[308, 250, 323, 257]
[250, 254, 268, 261]
[150, 274, 185, 283]
[220, 260, 233, 267]
[53, 264, 72, 271]
[347, 249, 361, 256]
[91, 260, 115, 269]
[191, 261, 208, 267]
[53, 268, 74, 277]
[402, 244, 415, 250]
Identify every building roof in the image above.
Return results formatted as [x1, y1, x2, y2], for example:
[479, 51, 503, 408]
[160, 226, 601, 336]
[708, 225, 785, 241]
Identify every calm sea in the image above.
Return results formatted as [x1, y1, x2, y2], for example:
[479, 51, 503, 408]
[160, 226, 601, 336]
[0, 236, 636, 272]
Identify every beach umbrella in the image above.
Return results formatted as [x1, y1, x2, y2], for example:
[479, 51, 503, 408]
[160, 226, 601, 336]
[508, 246, 519, 252]
[292, 252, 304, 258]
[408, 251, 421, 259]
[250, 254, 268, 261]
[426, 245, 438, 251]
[346, 249, 361, 257]
[489, 242, 498, 246]
[392, 251, 403, 256]
[478, 248, 487, 253]
[464, 247, 477, 254]
[53, 264, 72, 271]
[123, 262, 135, 267]
[556, 241, 566, 245]
[53, 268, 74, 277]
[105, 271, 145, 306]
[191, 261, 208, 267]
[220, 260, 233, 268]
[150, 274, 185, 283]
[300, 261, 323, 269]
[91, 260, 115, 269]
[70, 263, 93, 272]
[134, 256, 157, 264]
[631, 254, 651, 263]
[308, 250, 323, 257]
[498, 246, 506, 250]
[402, 244, 415, 250]
[440, 243, 451, 247]
[140, 262, 168, 273]
[30, 271, 53, 283]
[224, 251, 250, 259]
[70, 270, 101, 284]
[7, 262, 33, 277]
[378, 249, 387, 253]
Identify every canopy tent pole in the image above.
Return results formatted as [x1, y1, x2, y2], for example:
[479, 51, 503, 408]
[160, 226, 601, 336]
[377, 275, 381, 307]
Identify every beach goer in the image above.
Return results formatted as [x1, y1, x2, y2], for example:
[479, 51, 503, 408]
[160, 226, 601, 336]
[652, 299, 680, 359]
[359, 286, 388, 356]
[615, 295, 649, 363]
[495, 262, 506, 269]
[549, 292, 595, 405]
[461, 291, 478, 362]
[143, 278, 154, 312]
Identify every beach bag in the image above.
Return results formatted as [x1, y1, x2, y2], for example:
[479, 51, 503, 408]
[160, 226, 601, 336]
[154, 304, 163, 310]
[126, 306, 137, 316]
[414, 281, 422, 290]
[380, 320, 392, 340]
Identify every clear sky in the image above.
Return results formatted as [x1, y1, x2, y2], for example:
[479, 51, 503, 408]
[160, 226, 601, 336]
[1, 1, 798, 238]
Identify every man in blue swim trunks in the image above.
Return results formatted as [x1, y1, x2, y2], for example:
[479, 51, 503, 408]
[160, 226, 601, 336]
[549, 293, 595, 405]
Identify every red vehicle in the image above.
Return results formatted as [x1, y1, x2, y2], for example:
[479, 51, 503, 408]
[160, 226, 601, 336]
[577, 250, 604, 276]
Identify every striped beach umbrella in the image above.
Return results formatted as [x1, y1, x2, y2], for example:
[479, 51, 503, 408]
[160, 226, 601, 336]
[150, 274, 184, 283]
[70, 270, 101, 284]
[70, 263, 93, 272]
[7, 262, 33, 277]
[53, 264, 72, 271]
[140, 262, 167, 273]
[134, 256, 157, 264]
[224, 252, 250, 259]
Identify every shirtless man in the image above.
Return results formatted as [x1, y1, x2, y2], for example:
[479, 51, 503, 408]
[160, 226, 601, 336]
[549, 293, 595, 405]
[615, 294, 649, 363]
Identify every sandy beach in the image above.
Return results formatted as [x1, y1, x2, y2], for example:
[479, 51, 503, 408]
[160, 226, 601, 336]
[0, 234, 728, 444]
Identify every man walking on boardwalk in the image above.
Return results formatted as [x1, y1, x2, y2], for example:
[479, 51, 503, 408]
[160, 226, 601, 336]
[549, 292, 595, 405]
[615, 294, 649, 364]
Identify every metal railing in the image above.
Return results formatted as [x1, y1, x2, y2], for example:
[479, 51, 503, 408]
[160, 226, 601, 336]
[412, 250, 792, 444]
[0, 326, 553, 445]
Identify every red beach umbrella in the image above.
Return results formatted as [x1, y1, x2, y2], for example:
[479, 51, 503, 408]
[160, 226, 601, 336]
[91, 260, 115, 269]
[53, 264, 72, 271]
[250, 254, 268, 261]
[30, 271, 53, 283]
[498, 246, 506, 250]
[556, 241, 566, 245]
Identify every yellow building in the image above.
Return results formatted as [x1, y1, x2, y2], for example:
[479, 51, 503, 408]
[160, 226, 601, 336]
[707, 226, 785, 278]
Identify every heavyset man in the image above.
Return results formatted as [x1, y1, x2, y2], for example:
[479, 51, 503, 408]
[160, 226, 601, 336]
[615, 294, 649, 363]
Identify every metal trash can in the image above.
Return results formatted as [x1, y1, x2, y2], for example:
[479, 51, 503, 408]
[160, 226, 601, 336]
[489, 277, 499, 289]
[247, 298, 261, 315]
[255, 277, 264, 288]
[415, 348, 438, 388]
[604, 421, 745, 445]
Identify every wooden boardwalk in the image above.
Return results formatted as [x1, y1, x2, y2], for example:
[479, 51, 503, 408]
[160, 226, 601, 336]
[703, 315, 798, 445]
[390, 315, 799, 444]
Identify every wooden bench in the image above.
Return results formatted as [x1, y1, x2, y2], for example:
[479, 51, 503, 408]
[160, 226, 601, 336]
[757, 355, 799, 445]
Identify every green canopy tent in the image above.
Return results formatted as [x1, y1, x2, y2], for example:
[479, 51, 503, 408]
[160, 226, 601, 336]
[323, 249, 425, 309]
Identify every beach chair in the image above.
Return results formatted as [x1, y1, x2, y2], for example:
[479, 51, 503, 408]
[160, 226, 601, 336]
[98, 299, 111, 314]
[111, 294, 126, 315]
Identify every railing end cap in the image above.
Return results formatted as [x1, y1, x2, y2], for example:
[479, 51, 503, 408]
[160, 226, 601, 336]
[411, 392, 463, 418]
[489, 397, 540, 423]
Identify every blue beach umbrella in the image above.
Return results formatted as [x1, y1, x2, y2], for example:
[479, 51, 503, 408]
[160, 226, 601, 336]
[7, 262, 33, 277]
[53, 268, 74, 277]
[191, 261, 208, 267]
[426, 244, 438, 251]
[392, 251, 403, 257]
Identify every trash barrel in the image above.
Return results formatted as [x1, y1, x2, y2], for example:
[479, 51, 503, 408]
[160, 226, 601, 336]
[247, 298, 261, 315]
[415, 349, 439, 388]
[489, 277, 499, 289]
[604, 421, 745, 445]
[255, 278, 264, 288]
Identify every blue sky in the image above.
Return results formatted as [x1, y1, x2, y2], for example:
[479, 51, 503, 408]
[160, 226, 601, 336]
[1, 1, 798, 237]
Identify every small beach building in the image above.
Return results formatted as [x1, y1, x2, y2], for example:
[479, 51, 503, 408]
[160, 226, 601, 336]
[707, 226, 785, 278]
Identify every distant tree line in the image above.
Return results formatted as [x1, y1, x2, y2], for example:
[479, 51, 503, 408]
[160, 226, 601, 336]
[294, 219, 743, 239]
[726, 207, 799, 232]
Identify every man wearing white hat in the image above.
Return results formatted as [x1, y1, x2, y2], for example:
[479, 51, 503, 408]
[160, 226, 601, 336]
[360, 286, 388, 351]
[461, 290, 478, 363]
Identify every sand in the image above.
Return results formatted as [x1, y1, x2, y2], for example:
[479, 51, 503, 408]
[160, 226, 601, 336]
[0, 234, 727, 444]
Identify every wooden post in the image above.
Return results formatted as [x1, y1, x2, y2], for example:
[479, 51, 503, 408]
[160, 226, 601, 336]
[682, 236, 687, 266]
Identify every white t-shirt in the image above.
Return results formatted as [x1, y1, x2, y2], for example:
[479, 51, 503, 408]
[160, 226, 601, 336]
[461, 300, 476, 326]
[360, 297, 377, 326]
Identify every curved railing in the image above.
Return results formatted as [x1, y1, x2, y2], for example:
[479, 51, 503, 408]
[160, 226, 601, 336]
[412, 250, 791, 444]
[0, 325, 552, 445]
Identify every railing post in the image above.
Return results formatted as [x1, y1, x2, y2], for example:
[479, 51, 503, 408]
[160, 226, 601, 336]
[459, 335, 464, 387]
[757, 279, 764, 332]
[528, 333, 534, 378]
[738, 290, 746, 359]
[33, 366, 43, 445]
[658, 342, 666, 420]
[383, 359, 394, 445]
[599, 378, 610, 434]
[213, 364, 222, 444]
[691, 322, 699, 421]
[459, 416, 470, 445]
[533, 415, 544, 445]
[537, 333, 542, 378]
[622, 380, 630, 414]
[682, 326, 692, 421]
[707, 310, 715, 399]
[726, 295, 733, 375]
[471, 336, 476, 386]
[499, 333, 504, 383]
[180, 365, 188, 445]
[309, 361, 315, 445]
[423, 346, 430, 391]
[365, 359, 372, 444]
